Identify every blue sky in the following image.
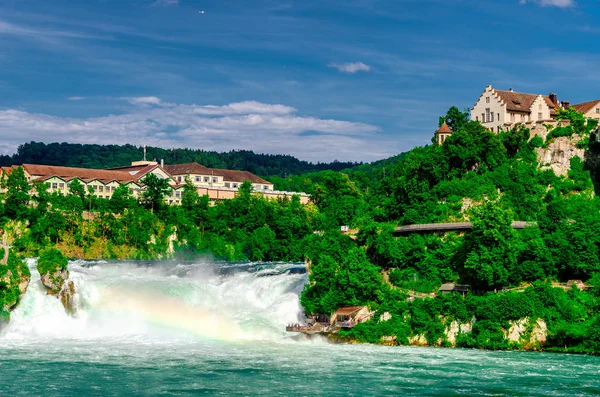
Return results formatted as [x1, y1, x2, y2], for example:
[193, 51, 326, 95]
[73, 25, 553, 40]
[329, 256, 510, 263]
[0, 0, 599, 162]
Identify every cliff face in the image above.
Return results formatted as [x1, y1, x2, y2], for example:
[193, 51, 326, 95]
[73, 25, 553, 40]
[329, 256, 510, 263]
[0, 249, 31, 326]
[39, 265, 77, 315]
[37, 249, 77, 315]
[536, 136, 584, 177]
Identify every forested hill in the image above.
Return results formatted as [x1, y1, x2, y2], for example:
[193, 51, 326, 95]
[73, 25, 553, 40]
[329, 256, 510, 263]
[0, 142, 361, 178]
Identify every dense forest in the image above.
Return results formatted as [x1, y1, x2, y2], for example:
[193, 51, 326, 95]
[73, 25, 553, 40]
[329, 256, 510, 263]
[0, 142, 359, 179]
[2, 105, 600, 353]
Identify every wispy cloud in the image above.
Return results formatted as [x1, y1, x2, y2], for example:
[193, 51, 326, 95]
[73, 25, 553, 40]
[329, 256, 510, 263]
[327, 62, 372, 74]
[519, 0, 575, 8]
[121, 96, 163, 106]
[0, 19, 109, 40]
[67, 96, 86, 101]
[0, 100, 393, 162]
[153, 0, 179, 6]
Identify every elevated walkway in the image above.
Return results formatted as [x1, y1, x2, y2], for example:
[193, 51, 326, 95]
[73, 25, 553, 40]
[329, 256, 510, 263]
[393, 221, 531, 235]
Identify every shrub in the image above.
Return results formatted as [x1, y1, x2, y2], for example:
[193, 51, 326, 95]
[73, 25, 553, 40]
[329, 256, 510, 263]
[37, 248, 68, 275]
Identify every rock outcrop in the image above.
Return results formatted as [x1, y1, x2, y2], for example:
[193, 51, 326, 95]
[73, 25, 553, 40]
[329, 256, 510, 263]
[39, 268, 77, 314]
[536, 136, 584, 177]
[37, 248, 77, 315]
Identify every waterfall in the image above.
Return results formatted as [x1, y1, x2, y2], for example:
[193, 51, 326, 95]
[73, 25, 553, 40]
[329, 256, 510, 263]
[2, 260, 307, 342]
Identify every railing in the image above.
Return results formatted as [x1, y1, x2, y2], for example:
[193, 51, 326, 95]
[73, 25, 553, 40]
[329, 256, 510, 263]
[394, 221, 533, 234]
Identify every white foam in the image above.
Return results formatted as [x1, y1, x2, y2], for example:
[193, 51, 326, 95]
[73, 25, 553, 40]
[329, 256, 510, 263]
[2, 260, 306, 343]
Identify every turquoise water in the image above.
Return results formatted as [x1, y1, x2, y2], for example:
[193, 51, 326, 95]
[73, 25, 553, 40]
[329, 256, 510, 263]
[1, 261, 599, 396]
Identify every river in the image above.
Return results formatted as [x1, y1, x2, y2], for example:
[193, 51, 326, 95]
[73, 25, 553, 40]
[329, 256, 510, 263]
[0, 260, 599, 396]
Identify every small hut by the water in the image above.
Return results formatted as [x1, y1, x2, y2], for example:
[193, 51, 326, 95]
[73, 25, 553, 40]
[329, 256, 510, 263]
[330, 306, 372, 327]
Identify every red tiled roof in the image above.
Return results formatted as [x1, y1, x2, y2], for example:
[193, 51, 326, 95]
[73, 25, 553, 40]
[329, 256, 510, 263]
[436, 123, 452, 134]
[495, 90, 558, 113]
[163, 162, 212, 176]
[572, 100, 600, 114]
[22, 164, 137, 184]
[210, 168, 271, 185]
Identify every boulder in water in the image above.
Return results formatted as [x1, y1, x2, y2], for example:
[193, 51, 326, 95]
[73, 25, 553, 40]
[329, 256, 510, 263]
[37, 248, 76, 314]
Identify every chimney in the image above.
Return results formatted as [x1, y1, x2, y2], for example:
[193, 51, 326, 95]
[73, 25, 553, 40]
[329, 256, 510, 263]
[509, 88, 514, 92]
[549, 93, 558, 106]
[561, 100, 570, 109]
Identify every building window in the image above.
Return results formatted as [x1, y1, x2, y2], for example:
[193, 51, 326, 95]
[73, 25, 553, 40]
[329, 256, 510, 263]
[195, 176, 200, 182]
[486, 97, 490, 103]
[481, 113, 484, 122]
[52, 183, 58, 189]
[177, 176, 182, 182]
[538, 112, 542, 120]
[510, 113, 515, 122]
[497, 113, 499, 121]
[204, 177, 210, 183]
[596, 108, 600, 114]
[475, 116, 478, 121]
[212, 177, 217, 183]
[264, 185, 269, 190]
[59, 183, 64, 189]
[233, 183, 238, 188]
[225, 183, 230, 188]
[99, 186, 104, 192]
[485, 108, 491, 123]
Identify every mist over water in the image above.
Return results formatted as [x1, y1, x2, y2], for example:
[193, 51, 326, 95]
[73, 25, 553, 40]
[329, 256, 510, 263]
[3, 260, 307, 342]
[1, 260, 599, 396]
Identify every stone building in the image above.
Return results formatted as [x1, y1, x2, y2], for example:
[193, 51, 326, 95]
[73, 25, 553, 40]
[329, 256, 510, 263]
[572, 100, 600, 121]
[0, 160, 309, 205]
[471, 85, 561, 133]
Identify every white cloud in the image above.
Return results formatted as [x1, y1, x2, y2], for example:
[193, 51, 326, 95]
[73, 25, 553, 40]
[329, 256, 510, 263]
[0, 100, 395, 162]
[121, 96, 163, 105]
[519, 0, 575, 8]
[67, 96, 86, 101]
[327, 62, 372, 74]
[153, 0, 179, 6]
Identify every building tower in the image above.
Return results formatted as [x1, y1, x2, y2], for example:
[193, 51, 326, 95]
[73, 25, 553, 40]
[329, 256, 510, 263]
[435, 123, 453, 145]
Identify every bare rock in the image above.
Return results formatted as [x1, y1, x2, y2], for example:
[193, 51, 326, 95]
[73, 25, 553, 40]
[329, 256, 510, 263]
[41, 269, 69, 294]
[536, 136, 584, 177]
[58, 281, 77, 315]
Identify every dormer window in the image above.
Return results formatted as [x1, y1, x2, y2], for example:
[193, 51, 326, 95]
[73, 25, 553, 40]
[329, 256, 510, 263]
[486, 97, 490, 103]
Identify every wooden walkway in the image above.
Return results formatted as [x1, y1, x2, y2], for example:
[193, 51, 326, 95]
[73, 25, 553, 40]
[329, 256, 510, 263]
[393, 221, 532, 234]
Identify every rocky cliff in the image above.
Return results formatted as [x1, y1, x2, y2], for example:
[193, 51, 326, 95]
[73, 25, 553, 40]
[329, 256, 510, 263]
[37, 249, 77, 314]
[0, 249, 31, 326]
[535, 136, 584, 177]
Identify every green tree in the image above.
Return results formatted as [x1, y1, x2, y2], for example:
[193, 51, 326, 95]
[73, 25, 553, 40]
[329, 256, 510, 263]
[439, 106, 470, 132]
[3, 167, 30, 221]
[69, 178, 86, 201]
[459, 202, 518, 289]
[140, 173, 171, 213]
[110, 184, 135, 214]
